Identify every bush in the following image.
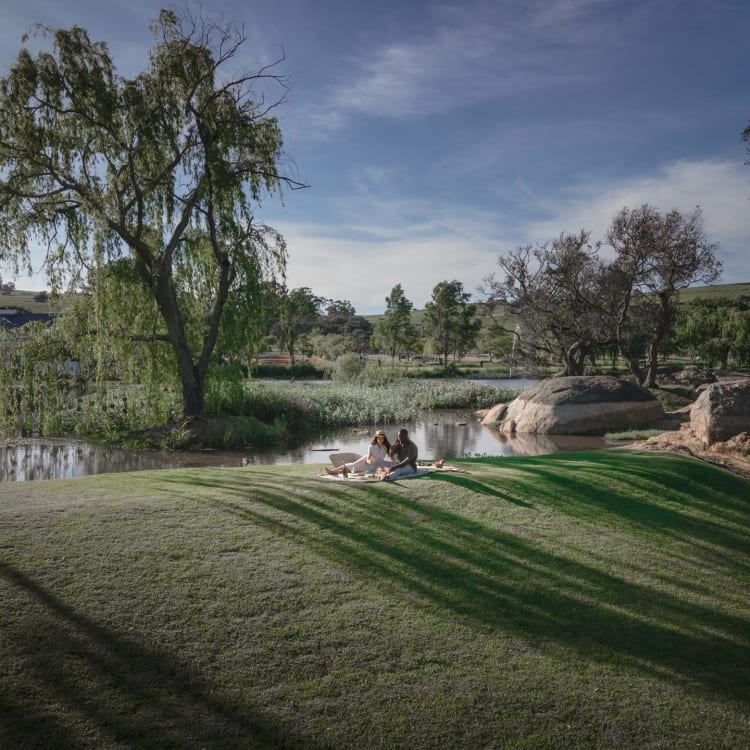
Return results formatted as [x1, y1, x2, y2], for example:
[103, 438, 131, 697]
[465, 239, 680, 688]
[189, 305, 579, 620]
[332, 353, 363, 383]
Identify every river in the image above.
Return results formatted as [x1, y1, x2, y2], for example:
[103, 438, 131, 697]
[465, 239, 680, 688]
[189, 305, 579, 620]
[0, 378, 610, 482]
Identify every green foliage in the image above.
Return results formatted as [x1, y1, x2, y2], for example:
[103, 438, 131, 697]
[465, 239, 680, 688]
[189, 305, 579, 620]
[423, 280, 480, 366]
[278, 287, 326, 364]
[372, 283, 420, 361]
[674, 297, 750, 368]
[332, 353, 364, 382]
[0, 10, 291, 417]
[0, 321, 76, 437]
[241, 380, 517, 432]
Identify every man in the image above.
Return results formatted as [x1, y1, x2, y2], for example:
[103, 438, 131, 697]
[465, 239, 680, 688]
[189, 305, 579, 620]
[382, 429, 418, 480]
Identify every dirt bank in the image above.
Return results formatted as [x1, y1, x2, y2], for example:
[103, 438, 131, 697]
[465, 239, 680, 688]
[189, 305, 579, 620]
[632, 422, 750, 482]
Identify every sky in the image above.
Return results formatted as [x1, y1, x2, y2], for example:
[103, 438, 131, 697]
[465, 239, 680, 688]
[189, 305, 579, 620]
[1, 0, 749, 314]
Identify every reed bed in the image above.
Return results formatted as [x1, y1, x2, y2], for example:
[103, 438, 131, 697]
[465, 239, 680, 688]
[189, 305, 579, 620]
[230, 380, 520, 431]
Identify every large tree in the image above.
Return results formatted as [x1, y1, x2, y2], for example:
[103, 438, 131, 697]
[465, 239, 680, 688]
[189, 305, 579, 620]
[483, 232, 613, 375]
[606, 205, 721, 386]
[423, 280, 479, 367]
[372, 283, 419, 362]
[0, 9, 302, 417]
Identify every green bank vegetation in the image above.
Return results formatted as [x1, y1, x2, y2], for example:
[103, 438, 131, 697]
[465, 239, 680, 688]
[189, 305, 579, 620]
[2, 451, 748, 749]
[0, 370, 518, 449]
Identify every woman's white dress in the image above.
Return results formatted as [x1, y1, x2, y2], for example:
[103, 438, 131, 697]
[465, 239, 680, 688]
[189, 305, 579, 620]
[346, 443, 392, 474]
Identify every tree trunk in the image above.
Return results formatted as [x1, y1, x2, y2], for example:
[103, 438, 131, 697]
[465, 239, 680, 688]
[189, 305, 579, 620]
[154, 268, 205, 418]
[179, 363, 205, 418]
[619, 344, 645, 385]
[562, 344, 586, 376]
[644, 335, 660, 388]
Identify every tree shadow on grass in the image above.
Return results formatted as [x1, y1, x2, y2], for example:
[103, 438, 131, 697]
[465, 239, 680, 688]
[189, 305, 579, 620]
[0, 561, 319, 750]
[469, 452, 750, 572]
[425, 472, 534, 507]
[161, 462, 750, 705]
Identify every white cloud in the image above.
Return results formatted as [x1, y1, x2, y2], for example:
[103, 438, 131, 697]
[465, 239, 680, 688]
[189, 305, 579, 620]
[278, 157, 750, 314]
[278, 216, 503, 314]
[523, 159, 750, 283]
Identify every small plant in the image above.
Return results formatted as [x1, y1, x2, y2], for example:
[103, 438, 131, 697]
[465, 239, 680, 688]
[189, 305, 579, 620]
[605, 429, 663, 442]
[159, 421, 192, 450]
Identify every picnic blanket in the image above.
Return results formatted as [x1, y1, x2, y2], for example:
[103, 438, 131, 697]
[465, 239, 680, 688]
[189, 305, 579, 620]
[318, 465, 467, 482]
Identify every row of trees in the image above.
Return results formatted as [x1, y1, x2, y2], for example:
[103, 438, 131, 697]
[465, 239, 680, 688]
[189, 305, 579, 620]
[483, 205, 722, 386]
[252, 280, 480, 367]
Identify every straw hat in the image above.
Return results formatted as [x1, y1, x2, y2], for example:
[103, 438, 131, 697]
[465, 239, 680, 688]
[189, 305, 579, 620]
[374, 429, 387, 437]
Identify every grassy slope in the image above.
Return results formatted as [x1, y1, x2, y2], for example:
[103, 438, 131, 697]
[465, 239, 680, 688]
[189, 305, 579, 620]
[1, 452, 749, 749]
[677, 281, 750, 303]
[363, 282, 750, 328]
[0, 289, 68, 314]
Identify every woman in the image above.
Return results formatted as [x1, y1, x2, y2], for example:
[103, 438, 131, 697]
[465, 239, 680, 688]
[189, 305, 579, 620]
[324, 430, 392, 476]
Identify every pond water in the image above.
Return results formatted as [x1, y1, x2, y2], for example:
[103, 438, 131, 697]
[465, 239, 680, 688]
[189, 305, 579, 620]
[0, 378, 610, 483]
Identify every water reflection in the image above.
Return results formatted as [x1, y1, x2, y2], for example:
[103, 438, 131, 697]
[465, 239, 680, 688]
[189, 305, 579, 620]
[1, 411, 610, 482]
[0, 440, 191, 482]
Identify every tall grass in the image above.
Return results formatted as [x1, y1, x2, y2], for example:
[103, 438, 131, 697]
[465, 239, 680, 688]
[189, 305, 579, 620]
[1, 349, 519, 445]
[217, 379, 520, 432]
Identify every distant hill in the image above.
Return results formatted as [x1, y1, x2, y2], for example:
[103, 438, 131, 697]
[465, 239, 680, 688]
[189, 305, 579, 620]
[6, 281, 750, 321]
[0, 288, 67, 314]
[676, 282, 750, 303]
[361, 281, 750, 326]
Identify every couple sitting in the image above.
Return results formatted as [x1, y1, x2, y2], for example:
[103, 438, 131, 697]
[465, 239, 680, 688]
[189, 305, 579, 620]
[325, 428, 418, 480]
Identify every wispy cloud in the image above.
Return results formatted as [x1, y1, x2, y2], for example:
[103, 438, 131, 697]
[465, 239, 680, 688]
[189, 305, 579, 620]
[280, 221, 500, 314]
[306, 0, 622, 130]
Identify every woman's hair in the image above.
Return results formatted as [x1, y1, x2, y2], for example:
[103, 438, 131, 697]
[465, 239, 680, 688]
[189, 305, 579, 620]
[371, 434, 391, 451]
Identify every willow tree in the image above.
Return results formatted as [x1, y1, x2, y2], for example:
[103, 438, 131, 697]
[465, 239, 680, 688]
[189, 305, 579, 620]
[0, 9, 301, 417]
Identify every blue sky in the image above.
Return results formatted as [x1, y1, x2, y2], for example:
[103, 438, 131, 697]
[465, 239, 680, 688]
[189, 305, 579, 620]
[1, 0, 749, 314]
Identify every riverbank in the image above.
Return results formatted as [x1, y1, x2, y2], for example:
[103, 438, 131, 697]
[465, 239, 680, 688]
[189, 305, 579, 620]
[2, 452, 748, 748]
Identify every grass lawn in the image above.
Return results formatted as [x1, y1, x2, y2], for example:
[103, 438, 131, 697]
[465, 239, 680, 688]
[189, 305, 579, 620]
[1, 451, 749, 749]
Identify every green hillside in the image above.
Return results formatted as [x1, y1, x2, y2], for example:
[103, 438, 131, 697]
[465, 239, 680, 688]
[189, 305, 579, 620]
[6, 280, 750, 321]
[364, 281, 750, 324]
[0, 288, 67, 314]
[676, 281, 750, 302]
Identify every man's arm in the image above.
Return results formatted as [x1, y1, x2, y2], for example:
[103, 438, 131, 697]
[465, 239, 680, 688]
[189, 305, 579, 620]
[406, 442, 418, 468]
[389, 442, 417, 471]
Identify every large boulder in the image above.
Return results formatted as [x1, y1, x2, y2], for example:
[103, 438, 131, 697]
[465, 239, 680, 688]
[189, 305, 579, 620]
[483, 376, 664, 435]
[690, 379, 750, 445]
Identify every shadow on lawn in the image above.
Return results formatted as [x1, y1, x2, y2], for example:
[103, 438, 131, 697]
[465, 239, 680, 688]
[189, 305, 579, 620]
[170, 454, 750, 706]
[0, 561, 318, 750]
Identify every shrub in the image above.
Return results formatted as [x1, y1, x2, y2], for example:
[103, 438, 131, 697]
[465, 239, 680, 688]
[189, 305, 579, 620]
[332, 353, 363, 383]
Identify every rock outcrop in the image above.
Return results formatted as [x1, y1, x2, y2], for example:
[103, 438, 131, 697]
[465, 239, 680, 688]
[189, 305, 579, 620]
[482, 376, 664, 435]
[690, 379, 750, 445]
